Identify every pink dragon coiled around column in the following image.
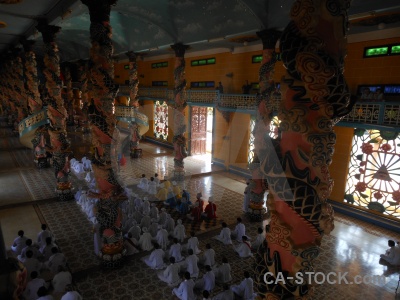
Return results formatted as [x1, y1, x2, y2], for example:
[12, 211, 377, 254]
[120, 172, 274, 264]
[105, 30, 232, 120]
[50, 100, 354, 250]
[254, 0, 355, 299]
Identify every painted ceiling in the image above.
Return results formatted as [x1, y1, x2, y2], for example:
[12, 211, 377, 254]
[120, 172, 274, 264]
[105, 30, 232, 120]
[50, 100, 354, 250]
[0, 0, 399, 62]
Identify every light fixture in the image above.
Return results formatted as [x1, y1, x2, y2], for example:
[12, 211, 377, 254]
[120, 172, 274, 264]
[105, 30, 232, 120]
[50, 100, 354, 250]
[0, 21, 7, 28]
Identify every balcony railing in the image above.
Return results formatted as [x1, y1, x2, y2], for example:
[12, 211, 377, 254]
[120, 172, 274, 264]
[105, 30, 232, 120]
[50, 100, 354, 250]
[117, 86, 400, 128]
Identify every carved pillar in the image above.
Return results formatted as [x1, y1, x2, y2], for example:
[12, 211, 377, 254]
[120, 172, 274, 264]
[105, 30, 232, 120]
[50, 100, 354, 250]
[246, 29, 281, 221]
[125, 51, 142, 156]
[13, 49, 27, 124]
[37, 22, 73, 201]
[171, 43, 189, 181]
[22, 40, 42, 114]
[255, 0, 354, 298]
[63, 63, 74, 125]
[82, 0, 125, 267]
[74, 60, 88, 131]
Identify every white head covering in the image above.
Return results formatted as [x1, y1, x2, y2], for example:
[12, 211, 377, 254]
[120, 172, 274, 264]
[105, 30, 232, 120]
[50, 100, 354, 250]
[161, 208, 166, 212]
[142, 227, 148, 232]
[144, 197, 148, 201]
[172, 181, 177, 186]
[177, 219, 182, 224]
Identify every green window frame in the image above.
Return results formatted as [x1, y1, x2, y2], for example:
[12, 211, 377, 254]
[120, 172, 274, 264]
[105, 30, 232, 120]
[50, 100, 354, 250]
[191, 57, 216, 67]
[151, 62, 168, 68]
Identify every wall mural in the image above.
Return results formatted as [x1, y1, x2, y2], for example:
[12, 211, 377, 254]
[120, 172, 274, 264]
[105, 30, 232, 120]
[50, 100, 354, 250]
[345, 128, 400, 218]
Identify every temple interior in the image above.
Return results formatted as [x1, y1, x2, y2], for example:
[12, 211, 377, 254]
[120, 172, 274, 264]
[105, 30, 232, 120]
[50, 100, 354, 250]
[0, 0, 400, 300]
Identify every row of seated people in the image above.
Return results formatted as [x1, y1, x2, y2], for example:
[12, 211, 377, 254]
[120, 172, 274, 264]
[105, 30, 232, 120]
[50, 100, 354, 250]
[136, 219, 265, 299]
[10, 225, 82, 300]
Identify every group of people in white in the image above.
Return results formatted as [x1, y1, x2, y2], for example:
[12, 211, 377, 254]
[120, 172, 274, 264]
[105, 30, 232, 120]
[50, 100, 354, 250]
[70, 157, 96, 190]
[10, 225, 82, 300]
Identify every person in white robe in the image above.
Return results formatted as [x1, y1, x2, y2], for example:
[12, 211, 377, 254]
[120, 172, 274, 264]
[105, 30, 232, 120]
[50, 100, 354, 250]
[60, 285, 83, 300]
[52, 266, 72, 294]
[243, 181, 251, 212]
[137, 174, 149, 191]
[185, 231, 201, 254]
[164, 215, 175, 236]
[174, 219, 186, 243]
[213, 257, 232, 284]
[158, 208, 168, 225]
[37, 224, 54, 248]
[182, 249, 199, 278]
[231, 271, 256, 300]
[124, 232, 139, 256]
[21, 250, 42, 280]
[155, 225, 169, 250]
[73, 162, 85, 174]
[142, 243, 166, 269]
[36, 286, 53, 300]
[93, 219, 102, 256]
[142, 197, 151, 215]
[149, 204, 159, 221]
[46, 247, 67, 274]
[148, 177, 158, 195]
[169, 238, 184, 262]
[235, 236, 253, 258]
[140, 213, 152, 230]
[157, 257, 181, 287]
[231, 217, 246, 242]
[40, 237, 57, 262]
[18, 239, 40, 261]
[128, 221, 141, 241]
[85, 171, 96, 188]
[380, 239, 400, 266]
[200, 244, 215, 267]
[23, 271, 47, 300]
[154, 173, 160, 186]
[172, 272, 195, 300]
[83, 159, 92, 172]
[213, 222, 232, 245]
[132, 207, 143, 224]
[252, 227, 265, 251]
[11, 230, 28, 256]
[139, 227, 154, 251]
[134, 197, 143, 211]
[212, 284, 234, 300]
[149, 220, 159, 238]
[194, 265, 215, 293]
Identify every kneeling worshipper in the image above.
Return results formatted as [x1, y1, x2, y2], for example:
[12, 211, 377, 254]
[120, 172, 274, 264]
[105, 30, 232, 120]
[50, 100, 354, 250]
[199, 244, 215, 267]
[182, 249, 199, 279]
[37, 224, 54, 248]
[172, 272, 195, 300]
[213, 222, 232, 245]
[252, 227, 265, 251]
[142, 197, 151, 215]
[165, 189, 177, 208]
[148, 177, 158, 195]
[380, 239, 400, 266]
[174, 219, 186, 243]
[231, 271, 256, 300]
[46, 247, 67, 274]
[21, 250, 42, 280]
[194, 265, 215, 294]
[139, 227, 154, 251]
[150, 203, 159, 221]
[140, 212, 152, 230]
[169, 238, 185, 263]
[124, 232, 139, 256]
[142, 243, 166, 270]
[18, 239, 40, 261]
[164, 215, 176, 236]
[60, 285, 83, 300]
[23, 271, 48, 300]
[154, 173, 160, 186]
[231, 217, 246, 242]
[149, 220, 159, 238]
[158, 207, 168, 225]
[156, 185, 169, 202]
[52, 266, 72, 295]
[155, 225, 170, 250]
[187, 202, 202, 221]
[40, 237, 57, 261]
[157, 257, 181, 287]
[186, 231, 201, 255]
[137, 174, 149, 191]
[235, 236, 253, 258]
[128, 220, 141, 241]
[11, 230, 29, 256]
[213, 257, 232, 284]
[212, 284, 234, 300]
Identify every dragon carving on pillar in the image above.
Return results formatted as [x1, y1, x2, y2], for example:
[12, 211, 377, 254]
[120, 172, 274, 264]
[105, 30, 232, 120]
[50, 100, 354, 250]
[254, 0, 355, 299]
[170, 43, 189, 179]
[21, 40, 42, 114]
[82, 0, 125, 267]
[36, 22, 73, 201]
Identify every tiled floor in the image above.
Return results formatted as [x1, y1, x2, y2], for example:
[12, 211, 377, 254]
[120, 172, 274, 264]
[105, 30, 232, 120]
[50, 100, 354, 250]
[1, 119, 400, 300]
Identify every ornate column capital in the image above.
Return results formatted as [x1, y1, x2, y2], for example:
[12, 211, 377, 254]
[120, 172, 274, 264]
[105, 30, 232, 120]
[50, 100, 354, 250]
[125, 51, 138, 62]
[36, 21, 61, 43]
[171, 43, 190, 58]
[81, 0, 117, 22]
[256, 29, 282, 49]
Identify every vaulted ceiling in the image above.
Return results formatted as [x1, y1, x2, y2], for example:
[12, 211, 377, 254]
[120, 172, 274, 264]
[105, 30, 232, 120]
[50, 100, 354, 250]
[0, 0, 399, 62]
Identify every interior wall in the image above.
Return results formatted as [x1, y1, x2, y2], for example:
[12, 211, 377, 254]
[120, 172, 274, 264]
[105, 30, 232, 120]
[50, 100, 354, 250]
[213, 110, 230, 166]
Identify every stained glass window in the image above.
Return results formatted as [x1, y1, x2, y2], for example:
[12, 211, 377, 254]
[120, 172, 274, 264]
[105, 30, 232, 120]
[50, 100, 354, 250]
[154, 101, 168, 140]
[345, 129, 400, 218]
